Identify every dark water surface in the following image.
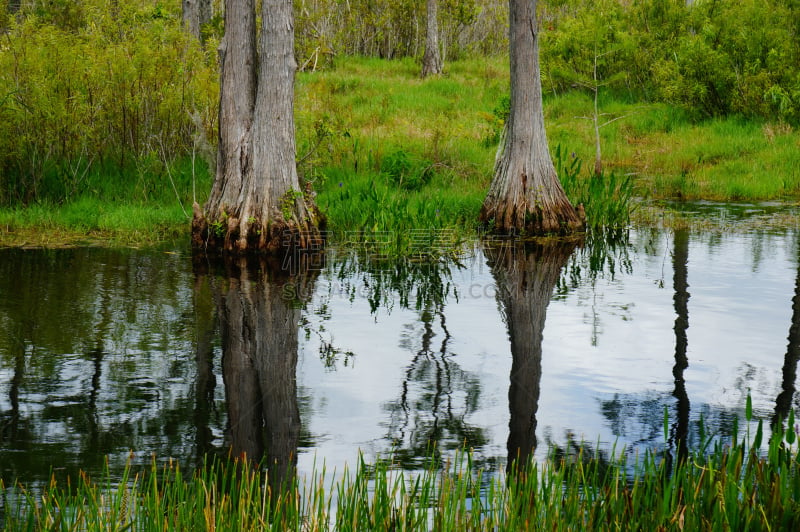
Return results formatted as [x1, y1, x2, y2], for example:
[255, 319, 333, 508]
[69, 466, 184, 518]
[1, 225, 799, 489]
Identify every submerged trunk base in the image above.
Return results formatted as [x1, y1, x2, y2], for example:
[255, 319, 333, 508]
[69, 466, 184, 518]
[479, 200, 585, 237]
[192, 202, 326, 256]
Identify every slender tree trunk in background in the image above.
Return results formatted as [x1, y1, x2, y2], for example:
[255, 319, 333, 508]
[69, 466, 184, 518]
[182, 0, 212, 41]
[487, 238, 579, 473]
[480, 0, 584, 235]
[192, 0, 324, 255]
[421, 0, 442, 77]
[592, 84, 603, 177]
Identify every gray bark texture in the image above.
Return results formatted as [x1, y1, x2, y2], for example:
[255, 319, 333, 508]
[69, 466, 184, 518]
[487, 238, 579, 472]
[193, 0, 324, 255]
[182, 0, 212, 41]
[421, 0, 442, 77]
[480, 0, 584, 235]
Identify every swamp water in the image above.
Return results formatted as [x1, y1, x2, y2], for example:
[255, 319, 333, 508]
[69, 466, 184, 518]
[1, 219, 800, 494]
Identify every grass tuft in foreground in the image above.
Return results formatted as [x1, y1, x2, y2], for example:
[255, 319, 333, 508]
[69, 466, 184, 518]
[4, 413, 800, 531]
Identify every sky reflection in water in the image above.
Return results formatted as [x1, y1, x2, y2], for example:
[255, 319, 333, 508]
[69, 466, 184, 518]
[0, 225, 798, 486]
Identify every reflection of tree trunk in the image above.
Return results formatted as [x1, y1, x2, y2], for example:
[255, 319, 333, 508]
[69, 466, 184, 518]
[670, 230, 690, 464]
[193, 275, 217, 461]
[86, 275, 113, 453]
[85, 345, 102, 451]
[1, 337, 24, 443]
[487, 238, 579, 473]
[220, 273, 265, 461]
[773, 241, 800, 430]
[403, 305, 442, 445]
[205, 256, 317, 494]
[387, 298, 483, 468]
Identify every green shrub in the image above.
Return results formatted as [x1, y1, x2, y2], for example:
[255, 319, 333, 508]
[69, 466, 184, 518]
[0, 2, 218, 205]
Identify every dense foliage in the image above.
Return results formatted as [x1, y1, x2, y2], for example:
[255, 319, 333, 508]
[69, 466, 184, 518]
[542, 0, 800, 123]
[0, 1, 217, 206]
[295, 0, 504, 66]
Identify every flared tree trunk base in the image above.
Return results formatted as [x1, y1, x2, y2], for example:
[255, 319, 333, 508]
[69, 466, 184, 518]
[480, 0, 586, 237]
[480, 194, 585, 236]
[191, 201, 326, 255]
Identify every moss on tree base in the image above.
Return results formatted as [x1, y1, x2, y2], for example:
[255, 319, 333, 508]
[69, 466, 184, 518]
[191, 202, 326, 256]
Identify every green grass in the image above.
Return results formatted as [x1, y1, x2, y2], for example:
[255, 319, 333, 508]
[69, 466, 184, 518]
[0, 156, 211, 247]
[4, 414, 800, 530]
[5, 56, 800, 247]
[0, 199, 194, 247]
[544, 93, 800, 201]
[296, 56, 503, 191]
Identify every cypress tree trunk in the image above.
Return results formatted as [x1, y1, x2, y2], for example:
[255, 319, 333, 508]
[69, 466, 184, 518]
[193, 0, 324, 255]
[480, 0, 584, 235]
[421, 0, 442, 77]
[182, 0, 212, 41]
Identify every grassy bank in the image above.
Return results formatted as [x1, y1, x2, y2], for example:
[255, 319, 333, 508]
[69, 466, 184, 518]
[3, 415, 799, 530]
[2, 56, 800, 247]
[0, 156, 211, 247]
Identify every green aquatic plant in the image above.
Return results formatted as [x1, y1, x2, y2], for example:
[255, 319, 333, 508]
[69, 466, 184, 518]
[556, 144, 634, 231]
[4, 403, 800, 531]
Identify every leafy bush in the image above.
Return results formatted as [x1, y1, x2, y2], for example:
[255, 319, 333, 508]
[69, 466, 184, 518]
[294, 0, 505, 69]
[541, 0, 800, 124]
[0, 1, 217, 205]
[481, 93, 510, 147]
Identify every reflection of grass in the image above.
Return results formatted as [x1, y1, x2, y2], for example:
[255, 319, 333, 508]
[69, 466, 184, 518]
[6, 416, 800, 530]
[632, 200, 800, 233]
